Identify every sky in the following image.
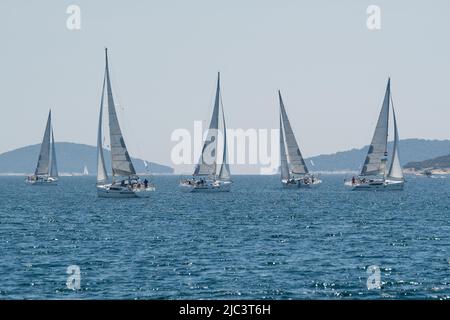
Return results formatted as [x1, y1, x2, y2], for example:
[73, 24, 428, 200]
[0, 0, 449, 173]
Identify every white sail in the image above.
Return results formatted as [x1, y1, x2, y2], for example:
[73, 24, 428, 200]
[387, 105, 403, 180]
[218, 95, 231, 181]
[49, 129, 58, 178]
[104, 48, 136, 177]
[34, 111, 52, 176]
[278, 91, 308, 177]
[83, 166, 89, 176]
[279, 114, 290, 180]
[194, 73, 221, 177]
[361, 78, 390, 176]
[97, 69, 109, 185]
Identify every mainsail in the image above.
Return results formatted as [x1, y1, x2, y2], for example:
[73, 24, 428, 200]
[104, 48, 136, 178]
[278, 91, 308, 177]
[279, 114, 290, 180]
[96, 69, 108, 185]
[360, 79, 390, 176]
[387, 104, 403, 180]
[35, 111, 52, 176]
[194, 73, 221, 177]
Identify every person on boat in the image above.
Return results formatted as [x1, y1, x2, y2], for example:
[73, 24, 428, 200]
[352, 176, 356, 185]
[144, 178, 149, 188]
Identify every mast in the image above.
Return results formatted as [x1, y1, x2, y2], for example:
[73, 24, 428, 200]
[360, 78, 390, 177]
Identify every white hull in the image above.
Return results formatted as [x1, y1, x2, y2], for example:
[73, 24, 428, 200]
[97, 184, 155, 198]
[25, 177, 58, 186]
[281, 178, 321, 188]
[179, 180, 232, 193]
[350, 179, 404, 191]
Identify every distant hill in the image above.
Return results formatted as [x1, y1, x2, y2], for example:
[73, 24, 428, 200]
[404, 154, 450, 170]
[306, 139, 450, 172]
[0, 142, 173, 175]
[2, 139, 448, 175]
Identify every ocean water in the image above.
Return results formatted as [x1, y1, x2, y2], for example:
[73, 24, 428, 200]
[0, 175, 448, 300]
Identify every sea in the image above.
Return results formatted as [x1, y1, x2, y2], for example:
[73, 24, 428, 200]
[0, 175, 448, 299]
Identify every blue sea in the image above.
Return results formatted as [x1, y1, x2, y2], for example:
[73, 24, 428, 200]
[0, 175, 448, 299]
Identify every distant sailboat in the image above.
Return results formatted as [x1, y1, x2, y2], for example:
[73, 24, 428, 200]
[83, 166, 89, 176]
[179, 72, 232, 192]
[278, 91, 321, 188]
[96, 48, 155, 198]
[347, 78, 404, 190]
[26, 110, 59, 185]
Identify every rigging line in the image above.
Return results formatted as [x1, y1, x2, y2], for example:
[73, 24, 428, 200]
[389, 89, 400, 145]
[389, 90, 396, 114]
[219, 80, 226, 136]
[387, 87, 398, 145]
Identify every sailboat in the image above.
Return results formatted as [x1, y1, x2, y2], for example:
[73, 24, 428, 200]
[179, 72, 232, 192]
[26, 110, 59, 185]
[82, 166, 89, 176]
[278, 91, 321, 188]
[96, 48, 155, 198]
[347, 78, 404, 190]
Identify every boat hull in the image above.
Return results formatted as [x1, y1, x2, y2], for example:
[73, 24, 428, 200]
[281, 178, 322, 188]
[97, 184, 155, 198]
[179, 180, 232, 193]
[25, 177, 58, 186]
[351, 180, 404, 191]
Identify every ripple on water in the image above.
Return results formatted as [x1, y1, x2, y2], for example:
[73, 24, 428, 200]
[0, 175, 449, 299]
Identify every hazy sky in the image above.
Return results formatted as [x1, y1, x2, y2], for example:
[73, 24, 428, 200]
[1, 0, 449, 173]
